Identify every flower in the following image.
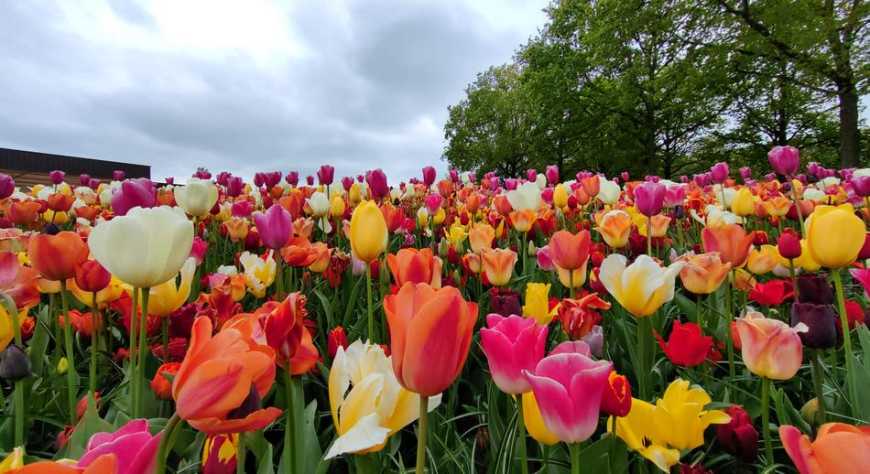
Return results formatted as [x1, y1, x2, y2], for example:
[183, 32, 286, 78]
[75, 418, 162, 474]
[386, 248, 442, 288]
[350, 200, 388, 263]
[146, 258, 196, 317]
[730, 188, 755, 216]
[600, 370, 632, 417]
[27, 231, 89, 281]
[480, 314, 548, 394]
[635, 181, 666, 216]
[481, 248, 517, 287]
[599, 254, 684, 317]
[175, 177, 219, 217]
[253, 204, 292, 250]
[522, 283, 558, 325]
[151, 362, 181, 400]
[317, 164, 335, 185]
[677, 252, 731, 294]
[88, 206, 194, 288]
[172, 316, 282, 434]
[489, 287, 521, 317]
[111, 178, 156, 216]
[548, 230, 591, 271]
[522, 391, 559, 445]
[746, 245, 780, 275]
[468, 223, 495, 253]
[384, 283, 477, 396]
[325, 340, 442, 459]
[202, 434, 238, 473]
[239, 251, 277, 298]
[748, 279, 793, 306]
[656, 321, 712, 367]
[790, 302, 838, 349]
[715, 405, 758, 463]
[506, 182, 541, 212]
[74, 259, 112, 293]
[307, 191, 330, 217]
[522, 351, 612, 443]
[806, 204, 866, 268]
[735, 310, 805, 380]
[701, 224, 754, 267]
[779, 423, 870, 474]
[327, 326, 348, 359]
[777, 228, 802, 260]
[557, 293, 611, 339]
[768, 145, 800, 176]
[609, 379, 730, 472]
[596, 209, 632, 249]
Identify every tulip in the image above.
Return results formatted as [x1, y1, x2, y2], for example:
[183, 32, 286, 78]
[111, 178, 156, 216]
[325, 340, 442, 459]
[172, 316, 282, 434]
[790, 302, 837, 349]
[350, 201, 388, 263]
[806, 204, 865, 269]
[600, 370, 632, 417]
[387, 248, 442, 288]
[557, 293, 610, 340]
[0, 173, 14, 199]
[468, 223, 495, 253]
[710, 162, 729, 183]
[239, 251, 277, 298]
[656, 321, 712, 367]
[597, 179, 620, 204]
[746, 244, 779, 275]
[599, 254, 684, 318]
[151, 362, 180, 400]
[253, 204, 292, 250]
[327, 326, 348, 359]
[174, 178, 218, 218]
[730, 188, 755, 216]
[146, 258, 196, 317]
[27, 231, 89, 281]
[202, 434, 238, 473]
[779, 423, 870, 474]
[481, 248, 517, 287]
[736, 310, 804, 380]
[489, 287, 522, 317]
[480, 314, 548, 394]
[74, 419, 162, 473]
[548, 230, 591, 271]
[0, 344, 31, 381]
[307, 191, 330, 217]
[716, 405, 758, 463]
[521, 282, 557, 325]
[768, 145, 800, 176]
[677, 252, 731, 295]
[609, 379, 730, 472]
[553, 183, 569, 208]
[75, 259, 112, 293]
[635, 181, 666, 217]
[748, 279, 793, 306]
[506, 182, 541, 212]
[422, 166, 437, 186]
[365, 169, 389, 200]
[596, 209, 632, 249]
[307, 242, 331, 273]
[777, 228, 802, 259]
[701, 224, 754, 267]
[522, 392, 559, 445]
[317, 165, 335, 186]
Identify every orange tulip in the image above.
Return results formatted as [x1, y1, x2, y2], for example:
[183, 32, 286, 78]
[779, 423, 870, 474]
[701, 224, 754, 268]
[280, 237, 318, 267]
[468, 223, 496, 253]
[677, 252, 731, 295]
[481, 248, 517, 287]
[172, 316, 282, 434]
[224, 218, 249, 242]
[387, 248, 442, 288]
[12, 454, 117, 473]
[307, 242, 331, 273]
[27, 231, 89, 281]
[596, 210, 632, 249]
[380, 203, 406, 233]
[46, 193, 75, 212]
[9, 200, 41, 226]
[548, 230, 591, 271]
[509, 210, 537, 233]
[762, 195, 792, 217]
[384, 283, 477, 396]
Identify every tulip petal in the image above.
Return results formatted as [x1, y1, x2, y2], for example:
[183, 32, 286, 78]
[324, 413, 391, 459]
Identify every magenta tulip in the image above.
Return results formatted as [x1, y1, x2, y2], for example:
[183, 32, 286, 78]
[634, 181, 666, 217]
[317, 165, 335, 185]
[422, 166, 437, 186]
[193, 167, 211, 179]
[505, 178, 518, 191]
[79, 173, 91, 186]
[0, 173, 14, 199]
[545, 165, 559, 184]
[851, 176, 870, 197]
[523, 352, 612, 443]
[113, 170, 126, 181]
[366, 168, 389, 199]
[710, 162, 729, 183]
[253, 204, 292, 250]
[111, 178, 156, 216]
[49, 170, 65, 185]
[285, 171, 299, 186]
[341, 176, 354, 191]
[77, 419, 161, 473]
[226, 176, 244, 197]
[480, 314, 548, 394]
[768, 145, 800, 177]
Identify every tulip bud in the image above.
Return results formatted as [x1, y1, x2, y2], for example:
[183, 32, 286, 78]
[599, 371, 631, 417]
[327, 326, 348, 359]
[777, 229, 802, 259]
[790, 302, 838, 349]
[75, 259, 112, 293]
[715, 405, 758, 463]
[800, 398, 825, 426]
[0, 345, 32, 381]
[151, 362, 181, 400]
[57, 356, 69, 374]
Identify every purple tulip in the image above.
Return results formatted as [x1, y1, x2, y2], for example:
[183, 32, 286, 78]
[193, 168, 211, 180]
[634, 181, 666, 217]
[526, 169, 537, 182]
[449, 168, 459, 183]
[366, 168, 389, 199]
[306, 175, 314, 186]
[422, 166, 437, 186]
[112, 170, 126, 181]
[545, 165, 559, 184]
[253, 204, 292, 249]
[851, 176, 870, 197]
[285, 171, 299, 186]
[111, 178, 156, 216]
[768, 146, 800, 176]
[710, 162, 729, 183]
[79, 173, 91, 186]
[264, 171, 282, 188]
[76, 419, 162, 474]
[807, 162, 820, 178]
[739, 166, 752, 181]
[49, 170, 65, 185]
[226, 176, 244, 197]
[341, 176, 354, 191]
[317, 165, 335, 185]
[504, 178, 518, 191]
[215, 171, 232, 186]
[790, 302, 837, 349]
[0, 173, 14, 199]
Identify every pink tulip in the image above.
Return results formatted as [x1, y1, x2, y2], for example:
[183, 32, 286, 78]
[189, 236, 208, 265]
[768, 146, 800, 177]
[536, 245, 555, 271]
[480, 314, 548, 394]
[545, 165, 559, 184]
[285, 171, 299, 186]
[253, 204, 292, 250]
[317, 165, 335, 185]
[735, 311, 805, 380]
[49, 170, 65, 185]
[0, 173, 14, 199]
[523, 352, 612, 443]
[113, 170, 126, 181]
[634, 181, 665, 217]
[662, 185, 686, 208]
[111, 178, 156, 216]
[231, 200, 253, 218]
[77, 419, 162, 473]
[424, 194, 443, 214]
[549, 340, 591, 357]
[422, 166, 437, 186]
[710, 162, 729, 183]
[850, 268, 870, 298]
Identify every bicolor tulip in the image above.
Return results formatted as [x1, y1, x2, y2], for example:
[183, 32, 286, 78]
[735, 310, 805, 380]
[386, 248, 442, 288]
[253, 204, 292, 250]
[779, 423, 870, 474]
[600, 370, 632, 417]
[27, 231, 89, 281]
[805, 204, 865, 268]
[350, 200, 388, 263]
[175, 178, 219, 218]
[468, 223, 495, 253]
[76, 419, 162, 473]
[202, 434, 238, 473]
[599, 254, 684, 317]
[596, 209, 632, 249]
[701, 224, 754, 268]
[480, 314, 548, 394]
[88, 206, 194, 288]
[172, 316, 282, 434]
[522, 392, 559, 445]
[384, 283, 477, 396]
[481, 248, 517, 287]
[522, 351, 612, 443]
[548, 230, 590, 271]
[677, 252, 731, 294]
[325, 341, 442, 459]
[239, 251, 277, 299]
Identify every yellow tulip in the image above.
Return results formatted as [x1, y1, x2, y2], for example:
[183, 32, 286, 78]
[730, 188, 755, 216]
[69, 276, 125, 308]
[637, 214, 670, 238]
[0, 303, 13, 352]
[609, 379, 730, 472]
[792, 240, 820, 272]
[416, 207, 430, 227]
[325, 340, 441, 459]
[522, 282, 558, 325]
[555, 263, 588, 289]
[239, 250, 277, 298]
[350, 201, 388, 263]
[432, 207, 447, 225]
[599, 254, 684, 317]
[330, 195, 346, 218]
[0, 447, 24, 471]
[145, 258, 196, 317]
[522, 392, 559, 445]
[553, 184, 569, 209]
[349, 183, 363, 204]
[746, 245, 779, 275]
[446, 223, 468, 247]
[806, 204, 866, 268]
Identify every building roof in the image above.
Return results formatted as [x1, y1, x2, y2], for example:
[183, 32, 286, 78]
[0, 147, 150, 187]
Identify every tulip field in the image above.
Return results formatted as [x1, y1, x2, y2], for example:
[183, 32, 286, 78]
[1, 150, 870, 473]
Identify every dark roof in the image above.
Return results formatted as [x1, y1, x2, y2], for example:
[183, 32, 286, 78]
[0, 147, 150, 187]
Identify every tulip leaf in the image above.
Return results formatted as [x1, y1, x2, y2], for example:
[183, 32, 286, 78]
[28, 305, 50, 376]
[56, 393, 113, 459]
[341, 277, 364, 327]
[313, 289, 335, 331]
[247, 430, 275, 474]
[852, 325, 870, 421]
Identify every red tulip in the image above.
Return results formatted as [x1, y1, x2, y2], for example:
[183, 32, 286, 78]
[75, 260, 111, 293]
[27, 231, 89, 281]
[749, 279, 793, 306]
[655, 321, 712, 367]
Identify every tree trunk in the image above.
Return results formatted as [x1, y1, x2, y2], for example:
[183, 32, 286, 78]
[836, 79, 860, 168]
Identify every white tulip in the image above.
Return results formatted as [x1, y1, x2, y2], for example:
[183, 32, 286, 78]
[506, 182, 541, 212]
[308, 191, 330, 217]
[174, 178, 218, 217]
[597, 179, 620, 205]
[88, 206, 194, 288]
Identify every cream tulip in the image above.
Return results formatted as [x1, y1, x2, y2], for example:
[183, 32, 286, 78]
[175, 178, 219, 217]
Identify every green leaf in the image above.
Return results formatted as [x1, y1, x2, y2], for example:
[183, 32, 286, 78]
[247, 430, 275, 474]
[57, 393, 114, 459]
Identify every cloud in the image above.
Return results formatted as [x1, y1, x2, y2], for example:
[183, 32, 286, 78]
[0, 0, 546, 182]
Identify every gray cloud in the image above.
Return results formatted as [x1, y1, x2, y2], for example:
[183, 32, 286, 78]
[0, 0, 546, 182]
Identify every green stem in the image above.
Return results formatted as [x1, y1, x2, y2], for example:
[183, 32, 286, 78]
[725, 277, 736, 379]
[275, 256, 285, 300]
[416, 395, 429, 474]
[646, 215, 652, 256]
[89, 292, 99, 395]
[154, 413, 182, 474]
[283, 371, 296, 474]
[130, 286, 139, 416]
[1, 295, 25, 447]
[60, 281, 76, 424]
[515, 395, 528, 474]
[136, 288, 151, 418]
[761, 377, 773, 465]
[236, 432, 246, 474]
[831, 269, 859, 416]
[636, 317, 651, 400]
[570, 442, 581, 474]
[810, 350, 827, 423]
[366, 266, 374, 343]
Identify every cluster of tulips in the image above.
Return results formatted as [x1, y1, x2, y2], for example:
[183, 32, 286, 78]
[1, 147, 869, 473]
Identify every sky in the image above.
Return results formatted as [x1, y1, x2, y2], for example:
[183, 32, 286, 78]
[0, 0, 548, 182]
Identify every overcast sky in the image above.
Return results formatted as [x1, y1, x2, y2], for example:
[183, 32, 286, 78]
[0, 0, 547, 182]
